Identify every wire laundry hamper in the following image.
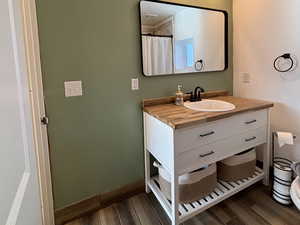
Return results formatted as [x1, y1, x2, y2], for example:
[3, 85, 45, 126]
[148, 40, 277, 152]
[272, 132, 296, 205]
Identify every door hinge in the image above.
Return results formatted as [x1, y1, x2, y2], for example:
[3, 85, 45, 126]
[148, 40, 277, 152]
[41, 116, 49, 125]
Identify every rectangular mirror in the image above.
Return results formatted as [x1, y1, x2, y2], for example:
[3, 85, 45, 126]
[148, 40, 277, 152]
[140, 0, 228, 76]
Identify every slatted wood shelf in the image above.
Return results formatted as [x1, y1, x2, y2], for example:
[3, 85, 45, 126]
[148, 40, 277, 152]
[148, 167, 264, 223]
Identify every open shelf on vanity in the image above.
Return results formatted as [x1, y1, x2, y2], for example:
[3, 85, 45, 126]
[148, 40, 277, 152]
[148, 167, 264, 223]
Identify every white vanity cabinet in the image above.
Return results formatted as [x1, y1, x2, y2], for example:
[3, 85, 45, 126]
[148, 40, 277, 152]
[143, 108, 271, 225]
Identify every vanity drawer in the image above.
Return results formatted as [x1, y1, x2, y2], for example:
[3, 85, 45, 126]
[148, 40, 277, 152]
[233, 126, 267, 152]
[174, 109, 268, 155]
[176, 144, 216, 175]
[236, 109, 268, 131]
[176, 126, 267, 174]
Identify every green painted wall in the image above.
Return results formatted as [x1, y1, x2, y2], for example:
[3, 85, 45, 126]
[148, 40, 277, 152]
[36, 0, 233, 209]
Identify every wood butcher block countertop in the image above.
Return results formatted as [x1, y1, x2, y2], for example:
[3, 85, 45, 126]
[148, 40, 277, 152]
[143, 90, 274, 129]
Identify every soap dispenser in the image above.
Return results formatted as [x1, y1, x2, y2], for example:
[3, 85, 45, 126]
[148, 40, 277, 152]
[175, 85, 184, 106]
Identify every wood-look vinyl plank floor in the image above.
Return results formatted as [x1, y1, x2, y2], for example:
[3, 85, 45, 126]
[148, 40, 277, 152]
[65, 184, 300, 225]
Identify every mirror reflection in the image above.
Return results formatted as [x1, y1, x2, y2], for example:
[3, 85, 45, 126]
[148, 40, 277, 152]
[140, 1, 227, 76]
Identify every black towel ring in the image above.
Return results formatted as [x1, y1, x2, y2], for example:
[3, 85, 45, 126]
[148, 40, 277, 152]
[273, 53, 294, 72]
[195, 59, 204, 71]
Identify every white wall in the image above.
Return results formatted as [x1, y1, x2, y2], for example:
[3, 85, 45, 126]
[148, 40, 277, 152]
[174, 8, 225, 73]
[233, 0, 300, 161]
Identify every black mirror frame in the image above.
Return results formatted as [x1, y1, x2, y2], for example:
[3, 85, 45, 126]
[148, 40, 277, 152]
[139, 0, 228, 77]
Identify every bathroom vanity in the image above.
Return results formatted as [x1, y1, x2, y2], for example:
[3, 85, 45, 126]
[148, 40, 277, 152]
[143, 91, 273, 225]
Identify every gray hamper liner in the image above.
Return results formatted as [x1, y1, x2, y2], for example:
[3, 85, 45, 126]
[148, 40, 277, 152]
[154, 162, 217, 203]
[217, 148, 256, 182]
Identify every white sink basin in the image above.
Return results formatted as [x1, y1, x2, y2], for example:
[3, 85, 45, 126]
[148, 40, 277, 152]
[184, 99, 236, 112]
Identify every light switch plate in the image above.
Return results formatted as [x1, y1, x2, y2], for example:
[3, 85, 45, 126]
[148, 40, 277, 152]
[131, 78, 139, 90]
[64, 81, 83, 97]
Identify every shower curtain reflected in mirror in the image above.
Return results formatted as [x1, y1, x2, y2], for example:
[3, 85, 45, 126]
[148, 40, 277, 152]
[142, 36, 173, 76]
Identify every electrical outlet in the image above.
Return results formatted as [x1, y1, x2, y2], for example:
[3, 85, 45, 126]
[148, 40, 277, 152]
[64, 81, 83, 97]
[131, 78, 139, 90]
[241, 73, 251, 83]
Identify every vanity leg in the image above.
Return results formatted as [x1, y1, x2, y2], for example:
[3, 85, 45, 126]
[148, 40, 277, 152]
[144, 150, 151, 193]
[263, 109, 271, 186]
[143, 113, 151, 193]
[263, 142, 271, 185]
[171, 170, 179, 225]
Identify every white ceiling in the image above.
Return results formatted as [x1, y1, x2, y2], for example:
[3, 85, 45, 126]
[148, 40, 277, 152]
[140, 1, 185, 26]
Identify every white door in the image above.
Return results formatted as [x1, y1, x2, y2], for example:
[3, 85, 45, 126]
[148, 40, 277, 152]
[0, 0, 43, 224]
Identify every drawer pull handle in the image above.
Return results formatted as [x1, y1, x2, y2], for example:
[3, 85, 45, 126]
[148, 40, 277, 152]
[245, 136, 257, 142]
[199, 151, 215, 158]
[245, 119, 257, 125]
[200, 131, 215, 137]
